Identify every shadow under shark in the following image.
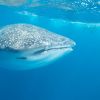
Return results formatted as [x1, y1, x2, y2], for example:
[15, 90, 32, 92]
[0, 24, 76, 70]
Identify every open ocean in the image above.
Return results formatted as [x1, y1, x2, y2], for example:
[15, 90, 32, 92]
[0, 0, 100, 100]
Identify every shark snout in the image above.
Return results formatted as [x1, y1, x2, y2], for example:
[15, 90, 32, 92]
[63, 38, 76, 48]
[44, 37, 76, 51]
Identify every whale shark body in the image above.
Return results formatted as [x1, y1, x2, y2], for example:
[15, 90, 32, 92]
[0, 24, 76, 70]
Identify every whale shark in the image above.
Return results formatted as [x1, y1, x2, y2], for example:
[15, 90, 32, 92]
[0, 24, 76, 70]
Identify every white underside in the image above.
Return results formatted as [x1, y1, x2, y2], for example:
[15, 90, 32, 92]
[0, 47, 72, 70]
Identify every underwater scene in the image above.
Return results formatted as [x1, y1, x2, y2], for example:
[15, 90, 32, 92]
[0, 0, 100, 100]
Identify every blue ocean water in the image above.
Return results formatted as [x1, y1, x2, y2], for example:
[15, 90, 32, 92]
[0, 0, 100, 100]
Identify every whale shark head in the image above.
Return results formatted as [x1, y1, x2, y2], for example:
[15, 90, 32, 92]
[0, 24, 76, 70]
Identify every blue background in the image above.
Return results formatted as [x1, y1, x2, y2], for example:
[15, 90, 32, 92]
[0, 1, 100, 100]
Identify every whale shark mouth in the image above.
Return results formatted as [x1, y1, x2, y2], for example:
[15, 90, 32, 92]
[0, 45, 73, 62]
[17, 46, 73, 60]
